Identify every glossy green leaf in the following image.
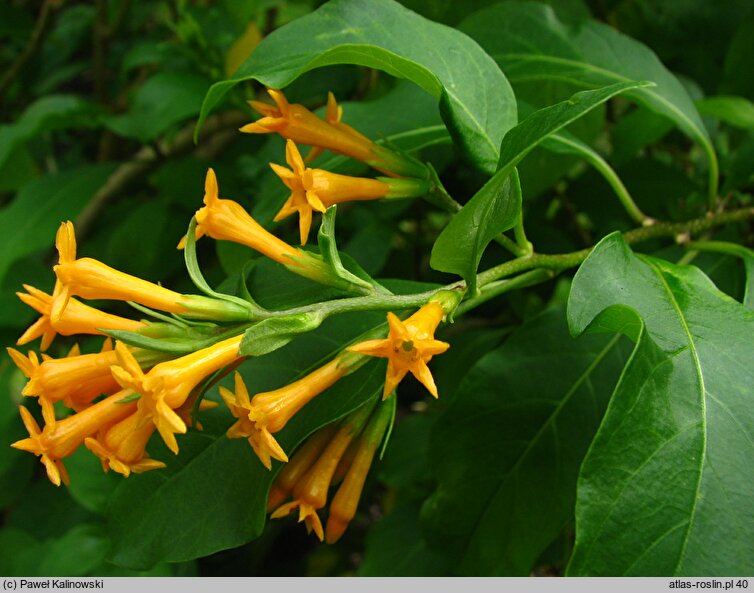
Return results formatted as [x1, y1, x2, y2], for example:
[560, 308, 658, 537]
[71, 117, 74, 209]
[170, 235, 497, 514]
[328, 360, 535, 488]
[688, 242, 754, 309]
[197, 0, 516, 174]
[106, 72, 210, 143]
[566, 233, 754, 575]
[0, 165, 114, 286]
[422, 307, 628, 575]
[460, 1, 719, 198]
[359, 504, 449, 576]
[695, 95, 754, 129]
[0, 95, 98, 170]
[431, 82, 646, 291]
[430, 167, 521, 293]
[65, 448, 121, 514]
[107, 314, 385, 569]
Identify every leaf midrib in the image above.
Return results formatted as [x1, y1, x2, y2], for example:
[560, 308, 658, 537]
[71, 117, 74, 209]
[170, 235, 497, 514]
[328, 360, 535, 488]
[646, 262, 707, 575]
[459, 333, 623, 568]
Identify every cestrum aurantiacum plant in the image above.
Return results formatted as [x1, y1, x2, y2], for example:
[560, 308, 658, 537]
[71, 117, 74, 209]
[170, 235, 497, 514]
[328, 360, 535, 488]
[9, 88, 469, 542]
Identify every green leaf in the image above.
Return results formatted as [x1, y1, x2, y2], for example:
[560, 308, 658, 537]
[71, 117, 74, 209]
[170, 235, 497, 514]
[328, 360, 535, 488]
[106, 72, 210, 143]
[611, 106, 675, 166]
[0, 95, 99, 170]
[197, 0, 516, 174]
[688, 242, 754, 309]
[431, 82, 646, 291]
[566, 233, 754, 575]
[695, 95, 754, 129]
[65, 448, 121, 514]
[498, 82, 652, 170]
[359, 504, 449, 576]
[422, 307, 628, 575]
[430, 168, 521, 293]
[107, 314, 385, 569]
[0, 165, 114, 286]
[460, 1, 719, 198]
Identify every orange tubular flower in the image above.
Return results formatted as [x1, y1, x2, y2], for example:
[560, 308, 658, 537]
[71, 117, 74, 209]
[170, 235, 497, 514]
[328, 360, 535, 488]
[266, 423, 339, 512]
[11, 389, 137, 486]
[111, 335, 243, 454]
[326, 399, 393, 543]
[17, 283, 145, 351]
[8, 342, 123, 424]
[348, 302, 450, 398]
[269, 400, 376, 541]
[177, 168, 302, 266]
[52, 221, 250, 323]
[271, 140, 390, 245]
[241, 89, 427, 179]
[219, 353, 364, 469]
[84, 404, 166, 477]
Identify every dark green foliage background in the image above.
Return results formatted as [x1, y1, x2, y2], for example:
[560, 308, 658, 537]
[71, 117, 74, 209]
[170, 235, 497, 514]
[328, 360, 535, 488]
[1, 0, 752, 577]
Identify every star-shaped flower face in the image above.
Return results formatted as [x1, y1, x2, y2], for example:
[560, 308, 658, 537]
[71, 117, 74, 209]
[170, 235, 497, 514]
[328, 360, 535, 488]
[348, 302, 450, 398]
[16, 284, 144, 352]
[219, 372, 289, 470]
[11, 406, 69, 486]
[270, 140, 391, 245]
[270, 140, 327, 246]
[241, 89, 378, 166]
[270, 500, 324, 542]
[110, 342, 188, 455]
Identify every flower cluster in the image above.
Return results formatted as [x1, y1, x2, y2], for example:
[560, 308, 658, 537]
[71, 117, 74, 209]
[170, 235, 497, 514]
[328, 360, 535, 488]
[8, 88, 452, 543]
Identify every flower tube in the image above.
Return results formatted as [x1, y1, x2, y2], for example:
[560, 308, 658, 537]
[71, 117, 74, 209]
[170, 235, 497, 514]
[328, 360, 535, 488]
[11, 389, 137, 486]
[219, 352, 365, 469]
[52, 221, 251, 323]
[17, 284, 144, 351]
[241, 89, 427, 179]
[269, 399, 377, 541]
[110, 335, 243, 454]
[271, 141, 428, 245]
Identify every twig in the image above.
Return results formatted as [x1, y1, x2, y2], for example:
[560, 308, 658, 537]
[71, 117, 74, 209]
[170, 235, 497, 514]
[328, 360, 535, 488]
[75, 110, 248, 235]
[0, 0, 60, 102]
[476, 207, 754, 286]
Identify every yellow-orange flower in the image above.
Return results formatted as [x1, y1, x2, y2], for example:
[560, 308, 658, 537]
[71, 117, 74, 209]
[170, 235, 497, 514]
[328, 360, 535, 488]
[11, 389, 137, 486]
[241, 89, 427, 178]
[52, 221, 249, 322]
[177, 168, 303, 266]
[84, 404, 166, 477]
[269, 400, 376, 541]
[266, 423, 338, 512]
[8, 341, 122, 425]
[348, 302, 449, 398]
[242, 89, 377, 165]
[326, 398, 392, 543]
[271, 140, 390, 245]
[17, 283, 145, 351]
[111, 335, 243, 454]
[219, 353, 362, 469]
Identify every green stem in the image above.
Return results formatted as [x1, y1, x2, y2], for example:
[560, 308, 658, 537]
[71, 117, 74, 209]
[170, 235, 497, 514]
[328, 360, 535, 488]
[478, 206, 754, 286]
[456, 269, 555, 316]
[686, 240, 754, 258]
[513, 217, 532, 254]
[579, 144, 651, 225]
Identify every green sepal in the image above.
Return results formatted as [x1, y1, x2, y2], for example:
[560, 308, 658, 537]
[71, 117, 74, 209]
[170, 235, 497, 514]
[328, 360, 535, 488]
[103, 324, 249, 355]
[378, 393, 397, 460]
[317, 207, 377, 293]
[183, 217, 267, 317]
